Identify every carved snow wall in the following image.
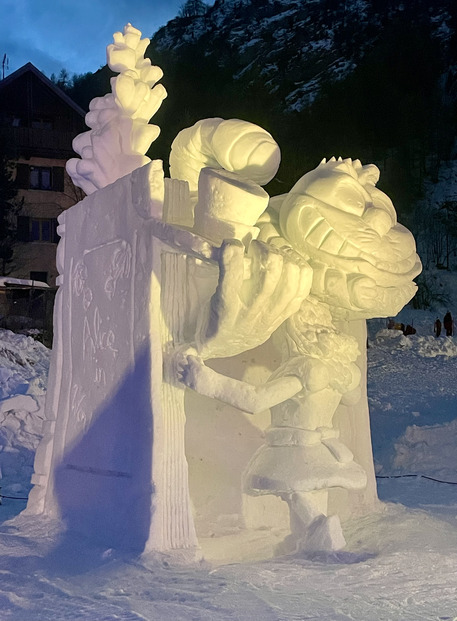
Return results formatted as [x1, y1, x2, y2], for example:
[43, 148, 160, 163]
[26, 161, 199, 556]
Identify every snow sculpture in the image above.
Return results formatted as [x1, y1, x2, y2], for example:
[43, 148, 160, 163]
[27, 23, 421, 563]
[66, 24, 167, 195]
[27, 21, 309, 557]
[178, 157, 421, 552]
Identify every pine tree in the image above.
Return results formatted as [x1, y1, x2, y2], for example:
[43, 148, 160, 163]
[0, 153, 22, 276]
[178, 0, 208, 18]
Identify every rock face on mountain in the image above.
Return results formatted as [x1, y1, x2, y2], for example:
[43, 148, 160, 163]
[145, 0, 457, 221]
[151, 0, 457, 114]
[61, 0, 457, 243]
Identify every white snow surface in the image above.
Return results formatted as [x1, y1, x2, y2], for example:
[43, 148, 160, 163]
[1, 320, 457, 620]
[0, 277, 49, 288]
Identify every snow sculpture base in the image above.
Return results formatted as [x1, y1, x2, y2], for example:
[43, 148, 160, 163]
[26, 161, 379, 563]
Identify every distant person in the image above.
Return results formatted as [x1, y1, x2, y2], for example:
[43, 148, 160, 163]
[434, 318, 441, 337]
[443, 311, 453, 337]
[387, 318, 395, 329]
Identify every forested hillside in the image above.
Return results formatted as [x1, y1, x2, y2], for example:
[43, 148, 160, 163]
[61, 0, 457, 285]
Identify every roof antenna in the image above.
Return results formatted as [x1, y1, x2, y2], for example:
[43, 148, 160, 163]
[2, 54, 9, 80]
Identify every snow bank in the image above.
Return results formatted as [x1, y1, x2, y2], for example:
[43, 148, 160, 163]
[0, 329, 50, 517]
[0, 329, 50, 399]
[373, 328, 457, 358]
[393, 419, 457, 480]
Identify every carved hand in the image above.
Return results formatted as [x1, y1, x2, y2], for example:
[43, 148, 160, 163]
[177, 352, 303, 414]
[177, 353, 214, 395]
[196, 239, 312, 359]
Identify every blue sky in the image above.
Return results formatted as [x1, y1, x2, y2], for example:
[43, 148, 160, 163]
[1, 0, 199, 79]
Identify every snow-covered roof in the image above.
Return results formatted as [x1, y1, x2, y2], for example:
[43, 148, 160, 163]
[0, 277, 50, 289]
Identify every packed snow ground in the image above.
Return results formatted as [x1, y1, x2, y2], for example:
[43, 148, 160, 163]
[0, 317, 457, 620]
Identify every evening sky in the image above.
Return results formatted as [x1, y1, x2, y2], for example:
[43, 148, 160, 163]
[0, 0, 200, 79]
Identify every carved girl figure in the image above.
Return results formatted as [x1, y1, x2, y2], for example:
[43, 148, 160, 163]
[179, 295, 366, 553]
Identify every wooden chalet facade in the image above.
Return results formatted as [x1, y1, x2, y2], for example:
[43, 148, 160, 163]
[0, 63, 86, 286]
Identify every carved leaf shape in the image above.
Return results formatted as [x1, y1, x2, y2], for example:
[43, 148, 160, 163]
[107, 46, 137, 73]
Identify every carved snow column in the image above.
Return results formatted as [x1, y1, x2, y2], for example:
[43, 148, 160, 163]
[26, 219, 67, 514]
[329, 318, 379, 519]
[144, 249, 198, 554]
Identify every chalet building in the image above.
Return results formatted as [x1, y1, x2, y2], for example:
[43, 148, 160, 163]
[0, 63, 86, 286]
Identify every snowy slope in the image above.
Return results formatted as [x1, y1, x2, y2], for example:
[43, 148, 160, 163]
[1, 321, 457, 620]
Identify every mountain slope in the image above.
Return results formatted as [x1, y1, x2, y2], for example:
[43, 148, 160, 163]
[145, 0, 457, 213]
[152, 0, 456, 113]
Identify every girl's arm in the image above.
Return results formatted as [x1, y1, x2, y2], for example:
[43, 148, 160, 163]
[178, 355, 302, 414]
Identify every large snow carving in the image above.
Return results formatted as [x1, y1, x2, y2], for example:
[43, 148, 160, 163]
[27, 24, 421, 564]
[178, 157, 421, 553]
[66, 24, 167, 194]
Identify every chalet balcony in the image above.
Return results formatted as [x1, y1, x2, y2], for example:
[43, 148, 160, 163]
[0, 126, 78, 159]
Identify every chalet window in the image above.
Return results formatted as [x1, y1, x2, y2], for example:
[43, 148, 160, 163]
[17, 216, 59, 243]
[30, 166, 52, 190]
[30, 218, 56, 241]
[15, 164, 65, 192]
[0, 114, 23, 127]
